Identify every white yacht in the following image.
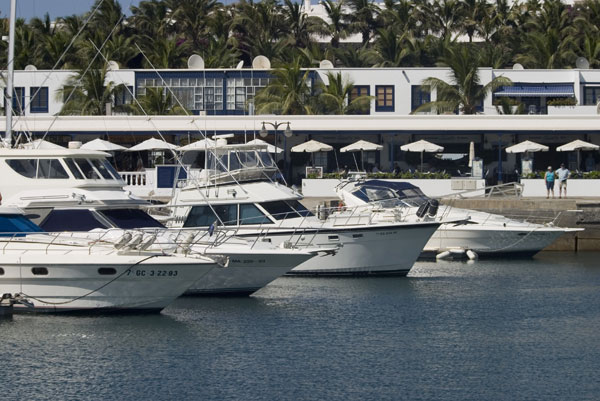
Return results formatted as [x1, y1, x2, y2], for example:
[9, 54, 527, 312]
[336, 179, 582, 258]
[0, 147, 319, 295]
[0, 207, 219, 312]
[164, 143, 444, 276]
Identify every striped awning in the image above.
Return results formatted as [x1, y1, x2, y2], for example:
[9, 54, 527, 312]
[495, 84, 574, 97]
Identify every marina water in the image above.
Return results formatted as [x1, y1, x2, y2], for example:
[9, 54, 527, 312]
[2, 252, 600, 400]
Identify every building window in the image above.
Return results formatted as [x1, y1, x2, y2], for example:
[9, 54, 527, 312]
[226, 76, 271, 112]
[375, 85, 394, 112]
[583, 86, 600, 105]
[114, 86, 133, 107]
[411, 85, 430, 112]
[5, 87, 25, 115]
[30, 87, 49, 113]
[349, 85, 370, 115]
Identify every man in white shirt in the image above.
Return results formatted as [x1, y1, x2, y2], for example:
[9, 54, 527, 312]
[556, 163, 570, 198]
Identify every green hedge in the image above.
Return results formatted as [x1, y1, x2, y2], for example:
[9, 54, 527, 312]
[523, 171, 600, 179]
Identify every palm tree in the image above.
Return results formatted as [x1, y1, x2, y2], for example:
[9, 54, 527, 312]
[373, 28, 416, 67]
[134, 87, 188, 115]
[253, 58, 312, 115]
[140, 37, 189, 68]
[313, 0, 351, 49]
[347, 0, 381, 45]
[334, 44, 378, 67]
[168, 0, 220, 50]
[494, 97, 525, 114]
[317, 72, 371, 114]
[415, 46, 512, 114]
[59, 65, 126, 115]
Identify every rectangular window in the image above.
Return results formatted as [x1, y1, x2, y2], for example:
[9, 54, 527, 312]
[375, 85, 394, 112]
[583, 86, 600, 105]
[411, 85, 430, 112]
[5, 87, 25, 115]
[30, 87, 49, 113]
[183, 205, 238, 227]
[239, 204, 271, 225]
[349, 85, 370, 115]
[114, 86, 133, 106]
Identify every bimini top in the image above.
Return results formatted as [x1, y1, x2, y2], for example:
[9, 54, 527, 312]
[350, 180, 429, 203]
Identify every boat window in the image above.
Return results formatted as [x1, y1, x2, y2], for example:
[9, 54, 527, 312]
[184, 205, 237, 227]
[260, 201, 300, 220]
[363, 187, 397, 202]
[98, 267, 117, 275]
[257, 151, 275, 167]
[64, 158, 84, 179]
[40, 209, 108, 231]
[229, 152, 242, 171]
[286, 200, 314, 217]
[31, 267, 48, 275]
[101, 160, 122, 180]
[74, 159, 100, 179]
[6, 159, 37, 178]
[238, 151, 260, 168]
[90, 158, 115, 180]
[37, 159, 69, 179]
[0, 214, 45, 236]
[99, 209, 165, 229]
[239, 204, 271, 225]
[0, 267, 4, 275]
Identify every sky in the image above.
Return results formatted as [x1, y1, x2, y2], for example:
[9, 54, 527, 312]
[0, 0, 143, 21]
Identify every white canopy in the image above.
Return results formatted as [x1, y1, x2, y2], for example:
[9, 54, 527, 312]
[291, 140, 333, 153]
[400, 140, 443, 172]
[80, 138, 127, 151]
[505, 140, 548, 153]
[340, 140, 383, 153]
[246, 138, 283, 154]
[20, 139, 64, 149]
[177, 138, 217, 151]
[556, 139, 599, 152]
[400, 139, 444, 153]
[127, 138, 178, 152]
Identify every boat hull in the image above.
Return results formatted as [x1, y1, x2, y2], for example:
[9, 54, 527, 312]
[234, 222, 441, 276]
[425, 225, 571, 257]
[185, 249, 314, 295]
[0, 255, 215, 313]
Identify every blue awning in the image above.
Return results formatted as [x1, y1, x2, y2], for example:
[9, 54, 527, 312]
[494, 84, 574, 97]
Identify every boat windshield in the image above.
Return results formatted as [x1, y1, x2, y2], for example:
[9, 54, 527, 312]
[260, 200, 313, 220]
[40, 209, 109, 231]
[6, 158, 69, 179]
[99, 209, 165, 229]
[0, 214, 45, 236]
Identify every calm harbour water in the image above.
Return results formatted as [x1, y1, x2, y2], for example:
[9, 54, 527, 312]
[2, 252, 600, 401]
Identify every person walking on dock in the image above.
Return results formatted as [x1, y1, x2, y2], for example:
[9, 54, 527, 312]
[556, 163, 570, 199]
[545, 166, 555, 199]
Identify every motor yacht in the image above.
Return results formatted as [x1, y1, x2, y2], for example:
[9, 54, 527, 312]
[0, 207, 219, 312]
[0, 147, 319, 295]
[164, 143, 444, 276]
[336, 179, 582, 258]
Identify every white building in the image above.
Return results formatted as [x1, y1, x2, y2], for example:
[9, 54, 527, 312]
[3, 65, 600, 183]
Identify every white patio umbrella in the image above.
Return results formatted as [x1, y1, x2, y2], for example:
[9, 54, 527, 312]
[246, 138, 283, 154]
[291, 139, 333, 153]
[291, 140, 334, 170]
[177, 138, 217, 151]
[556, 139, 599, 170]
[341, 140, 383, 171]
[505, 140, 549, 154]
[80, 138, 126, 152]
[127, 137, 178, 152]
[20, 139, 64, 149]
[401, 139, 444, 172]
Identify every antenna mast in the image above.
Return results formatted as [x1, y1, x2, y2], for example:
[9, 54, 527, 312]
[5, 0, 16, 147]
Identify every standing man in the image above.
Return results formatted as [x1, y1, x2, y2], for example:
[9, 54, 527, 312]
[556, 163, 570, 199]
[545, 166, 555, 199]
